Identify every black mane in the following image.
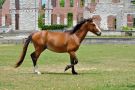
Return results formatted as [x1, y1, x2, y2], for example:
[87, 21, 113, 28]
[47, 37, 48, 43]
[70, 18, 93, 34]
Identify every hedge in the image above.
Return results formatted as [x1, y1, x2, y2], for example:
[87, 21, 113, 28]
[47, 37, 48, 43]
[41, 25, 67, 30]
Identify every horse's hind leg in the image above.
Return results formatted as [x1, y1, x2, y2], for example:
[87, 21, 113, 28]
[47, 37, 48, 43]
[31, 52, 41, 74]
[31, 46, 45, 74]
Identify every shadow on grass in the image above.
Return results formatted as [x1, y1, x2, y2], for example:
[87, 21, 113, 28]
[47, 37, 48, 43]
[42, 71, 101, 76]
[19, 71, 101, 76]
[42, 72, 72, 75]
[127, 84, 135, 88]
[19, 71, 71, 75]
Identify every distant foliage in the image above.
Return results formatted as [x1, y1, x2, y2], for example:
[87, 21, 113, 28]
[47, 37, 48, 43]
[131, 0, 135, 4]
[38, 15, 44, 28]
[122, 26, 133, 31]
[42, 4, 45, 9]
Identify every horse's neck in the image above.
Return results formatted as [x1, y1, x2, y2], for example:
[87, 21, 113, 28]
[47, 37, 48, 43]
[74, 28, 88, 43]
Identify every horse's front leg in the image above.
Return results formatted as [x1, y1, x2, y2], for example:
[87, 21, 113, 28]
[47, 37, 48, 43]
[65, 52, 78, 75]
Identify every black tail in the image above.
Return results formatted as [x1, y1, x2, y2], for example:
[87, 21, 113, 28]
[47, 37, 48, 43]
[15, 34, 32, 68]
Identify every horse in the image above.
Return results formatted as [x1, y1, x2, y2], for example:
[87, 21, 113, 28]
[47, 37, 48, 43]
[15, 18, 101, 75]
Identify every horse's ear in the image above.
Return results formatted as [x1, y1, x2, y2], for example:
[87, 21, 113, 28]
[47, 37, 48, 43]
[92, 17, 96, 20]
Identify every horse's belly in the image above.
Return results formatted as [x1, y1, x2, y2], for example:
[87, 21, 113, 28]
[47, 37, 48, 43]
[46, 43, 67, 53]
[47, 46, 67, 53]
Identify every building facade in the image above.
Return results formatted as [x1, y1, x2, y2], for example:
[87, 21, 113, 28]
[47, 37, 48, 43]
[84, 0, 135, 30]
[2, 0, 135, 31]
[10, 0, 39, 31]
[45, 0, 84, 26]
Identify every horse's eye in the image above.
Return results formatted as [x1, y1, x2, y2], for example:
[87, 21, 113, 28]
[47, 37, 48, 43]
[92, 24, 95, 27]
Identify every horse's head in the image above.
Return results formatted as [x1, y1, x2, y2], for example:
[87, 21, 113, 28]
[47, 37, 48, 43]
[86, 18, 101, 36]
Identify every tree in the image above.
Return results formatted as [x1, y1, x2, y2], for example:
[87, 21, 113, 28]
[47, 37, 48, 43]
[42, 3, 45, 9]
[0, 0, 5, 9]
[38, 14, 44, 28]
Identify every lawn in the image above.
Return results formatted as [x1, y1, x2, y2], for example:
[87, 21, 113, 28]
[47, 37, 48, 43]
[0, 44, 135, 90]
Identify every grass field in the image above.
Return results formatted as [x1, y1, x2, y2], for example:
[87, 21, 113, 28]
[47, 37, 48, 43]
[0, 44, 135, 90]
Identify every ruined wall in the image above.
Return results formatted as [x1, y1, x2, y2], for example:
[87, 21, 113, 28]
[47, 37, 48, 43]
[10, 0, 39, 31]
[84, 0, 132, 30]
[45, 0, 83, 26]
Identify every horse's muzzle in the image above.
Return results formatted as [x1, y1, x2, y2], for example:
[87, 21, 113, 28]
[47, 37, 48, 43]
[96, 32, 101, 36]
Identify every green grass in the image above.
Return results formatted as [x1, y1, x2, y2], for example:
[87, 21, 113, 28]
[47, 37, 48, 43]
[1, 44, 135, 90]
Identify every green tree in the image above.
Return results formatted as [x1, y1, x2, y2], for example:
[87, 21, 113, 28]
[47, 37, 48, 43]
[0, 0, 5, 9]
[42, 3, 45, 9]
[38, 14, 44, 28]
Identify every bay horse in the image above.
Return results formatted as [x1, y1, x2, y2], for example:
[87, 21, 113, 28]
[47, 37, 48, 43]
[15, 18, 101, 75]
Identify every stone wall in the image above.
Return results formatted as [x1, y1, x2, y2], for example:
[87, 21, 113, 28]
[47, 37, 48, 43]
[84, 0, 134, 30]
[45, 0, 83, 26]
[10, 0, 39, 31]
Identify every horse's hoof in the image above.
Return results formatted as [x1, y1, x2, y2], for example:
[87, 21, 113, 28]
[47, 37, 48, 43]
[37, 72, 41, 75]
[64, 65, 70, 72]
[72, 72, 78, 75]
[34, 71, 41, 75]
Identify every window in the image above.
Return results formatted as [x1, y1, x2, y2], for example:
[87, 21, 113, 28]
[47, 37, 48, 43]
[67, 13, 73, 27]
[15, 14, 19, 30]
[70, 0, 74, 7]
[91, 0, 99, 3]
[15, 0, 20, 10]
[80, 0, 84, 7]
[133, 18, 135, 27]
[91, 0, 95, 3]
[107, 15, 116, 30]
[51, 0, 56, 7]
[112, 0, 120, 3]
[60, 0, 65, 7]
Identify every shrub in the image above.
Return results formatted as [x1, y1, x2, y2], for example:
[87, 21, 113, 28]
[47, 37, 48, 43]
[122, 26, 133, 31]
[122, 26, 133, 36]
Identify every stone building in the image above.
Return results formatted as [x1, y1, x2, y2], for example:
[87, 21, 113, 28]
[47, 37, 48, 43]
[84, 0, 135, 30]
[10, 0, 40, 31]
[45, 0, 84, 26]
